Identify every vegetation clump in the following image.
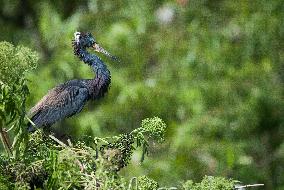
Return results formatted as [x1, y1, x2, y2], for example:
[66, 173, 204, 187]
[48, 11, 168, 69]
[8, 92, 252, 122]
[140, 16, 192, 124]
[182, 176, 236, 190]
[137, 175, 159, 190]
[0, 41, 38, 156]
[0, 118, 167, 189]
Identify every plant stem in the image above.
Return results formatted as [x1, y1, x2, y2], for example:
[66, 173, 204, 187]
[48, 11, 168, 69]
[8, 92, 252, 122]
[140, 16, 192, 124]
[0, 127, 12, 156]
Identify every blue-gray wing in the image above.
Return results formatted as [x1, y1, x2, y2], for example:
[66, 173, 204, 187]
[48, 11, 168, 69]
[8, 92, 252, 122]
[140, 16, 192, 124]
[29, 85, 89, 129]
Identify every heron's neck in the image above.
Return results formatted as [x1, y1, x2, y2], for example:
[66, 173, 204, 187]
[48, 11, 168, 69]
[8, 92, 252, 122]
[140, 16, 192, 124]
[74, 47, 111, 99]
[76, 48, 110, 79]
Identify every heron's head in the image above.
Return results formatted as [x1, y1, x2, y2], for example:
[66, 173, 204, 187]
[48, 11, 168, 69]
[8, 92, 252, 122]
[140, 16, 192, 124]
[73, 32, 95, 48]
[73, 31, 119, 61]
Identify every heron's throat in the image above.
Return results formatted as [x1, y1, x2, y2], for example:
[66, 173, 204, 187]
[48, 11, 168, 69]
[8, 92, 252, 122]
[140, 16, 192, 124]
[74, 45, 110, 74]
[74, 45, 111, 99]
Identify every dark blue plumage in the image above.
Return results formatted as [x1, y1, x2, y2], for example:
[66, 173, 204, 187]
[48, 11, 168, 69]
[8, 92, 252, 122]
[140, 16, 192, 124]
[28, 32, 117, 132]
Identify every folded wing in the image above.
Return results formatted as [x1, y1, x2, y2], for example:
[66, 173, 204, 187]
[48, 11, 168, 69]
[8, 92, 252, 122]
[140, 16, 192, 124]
[28, 84, 89, 131]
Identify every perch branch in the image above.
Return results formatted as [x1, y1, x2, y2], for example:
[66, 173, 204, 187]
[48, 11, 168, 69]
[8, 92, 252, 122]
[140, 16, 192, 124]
[235, 184, 264, 189]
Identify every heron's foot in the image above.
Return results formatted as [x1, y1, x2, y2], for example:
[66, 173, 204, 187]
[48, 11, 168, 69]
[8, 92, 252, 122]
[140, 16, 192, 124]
[42, 125, 52, 134]
[56, 133, 73, 144]
[27, 123, 37, 133]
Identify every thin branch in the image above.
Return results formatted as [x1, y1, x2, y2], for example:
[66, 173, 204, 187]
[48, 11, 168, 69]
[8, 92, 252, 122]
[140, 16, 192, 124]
[235, 184, 264, 189]
[67, 139, 73, 147]
[0, 128, 12, 156]
[26, 116, 35, 126]
[49, 135, 68, 147]
[128, 177, 137, 190]
[6, 124, 16, 132]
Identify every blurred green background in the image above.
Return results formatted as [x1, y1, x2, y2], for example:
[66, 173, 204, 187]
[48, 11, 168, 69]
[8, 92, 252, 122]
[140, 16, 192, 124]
[0, 0, 283, 189]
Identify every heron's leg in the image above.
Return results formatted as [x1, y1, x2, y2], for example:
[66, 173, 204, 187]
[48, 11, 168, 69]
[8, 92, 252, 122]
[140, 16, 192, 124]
[42, 125, 52, 134]
[57, 133, 73, 144]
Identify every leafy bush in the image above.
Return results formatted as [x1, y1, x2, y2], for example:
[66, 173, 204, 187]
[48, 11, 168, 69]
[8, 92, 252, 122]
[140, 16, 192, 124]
[0, 41, 38, 156]
[0, 117, 167, 189]
[182, 176, 235, 190]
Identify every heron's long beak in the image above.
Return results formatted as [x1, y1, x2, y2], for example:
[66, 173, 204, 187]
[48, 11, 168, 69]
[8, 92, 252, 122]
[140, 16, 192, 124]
[93, 43, 119, 62]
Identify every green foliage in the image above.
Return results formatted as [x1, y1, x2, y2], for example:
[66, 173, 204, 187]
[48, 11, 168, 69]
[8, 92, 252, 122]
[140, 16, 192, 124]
[98, 117, 166, 171]
[0, 117, 167, 189]
[182, 176, 235, 190]
[137, 175, 159, 190]
[0, 42, 38, 85]
[0, 41, 38, 155]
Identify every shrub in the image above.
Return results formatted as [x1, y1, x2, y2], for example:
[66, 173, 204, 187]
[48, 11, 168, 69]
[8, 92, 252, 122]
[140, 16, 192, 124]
[0, 41, 38, 156]
[0, 117, 167, 189]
